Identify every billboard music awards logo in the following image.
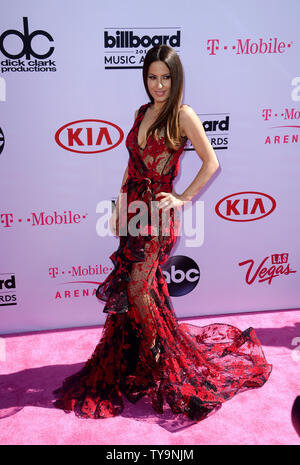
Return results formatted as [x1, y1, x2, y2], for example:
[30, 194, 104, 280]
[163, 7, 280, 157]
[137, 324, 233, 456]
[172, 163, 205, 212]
[239, 253, 296, 285]
[0, 273, 17, 307]
[103, 28, 181, 69]
[262, 76, 300, 145]
[0, 17, 56, 73]
[185, 113, 230, 151]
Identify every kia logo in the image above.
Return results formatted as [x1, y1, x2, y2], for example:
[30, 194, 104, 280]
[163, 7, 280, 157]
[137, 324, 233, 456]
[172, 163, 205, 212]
[55, 119, 124, 154]
[215, 191, 276, 222]
[162, 255, 200, 296]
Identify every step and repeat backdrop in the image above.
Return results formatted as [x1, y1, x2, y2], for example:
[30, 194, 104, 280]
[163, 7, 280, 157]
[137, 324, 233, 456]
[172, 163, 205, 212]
[1, 0, 299, 334]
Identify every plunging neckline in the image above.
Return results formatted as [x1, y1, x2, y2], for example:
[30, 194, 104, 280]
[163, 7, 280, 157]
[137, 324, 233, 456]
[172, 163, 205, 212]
[137, 102, 189, 153]
[137, 103, 155, 152]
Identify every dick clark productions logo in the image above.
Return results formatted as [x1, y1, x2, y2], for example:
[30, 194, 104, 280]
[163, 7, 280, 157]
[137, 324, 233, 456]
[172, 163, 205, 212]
[0, 17, 56, 72]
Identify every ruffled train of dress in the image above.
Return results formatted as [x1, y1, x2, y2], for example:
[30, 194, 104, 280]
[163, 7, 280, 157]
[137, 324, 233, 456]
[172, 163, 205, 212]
[53, 233, 272, 421]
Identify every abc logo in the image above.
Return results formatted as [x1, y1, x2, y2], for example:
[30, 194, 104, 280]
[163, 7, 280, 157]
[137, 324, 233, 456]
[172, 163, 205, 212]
[162, 255, 200, 297]
[0, 128, 4, 155]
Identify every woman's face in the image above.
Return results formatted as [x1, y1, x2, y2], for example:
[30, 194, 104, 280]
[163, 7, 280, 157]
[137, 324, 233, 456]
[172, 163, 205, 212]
[147, 60, 171, 104]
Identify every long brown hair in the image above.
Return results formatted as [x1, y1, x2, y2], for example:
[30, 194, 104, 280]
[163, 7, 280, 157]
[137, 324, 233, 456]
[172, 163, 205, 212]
[142, 45, 185, 152]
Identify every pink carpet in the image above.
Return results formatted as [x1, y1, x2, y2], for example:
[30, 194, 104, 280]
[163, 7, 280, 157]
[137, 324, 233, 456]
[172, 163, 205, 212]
[0, 308, 299, 445]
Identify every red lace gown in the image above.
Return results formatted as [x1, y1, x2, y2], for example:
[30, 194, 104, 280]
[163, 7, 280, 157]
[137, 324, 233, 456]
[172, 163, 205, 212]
[53, 102, 272, 421]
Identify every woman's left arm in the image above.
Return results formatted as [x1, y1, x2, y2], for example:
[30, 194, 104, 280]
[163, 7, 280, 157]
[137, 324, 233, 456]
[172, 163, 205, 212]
[177, 105, 220, 203]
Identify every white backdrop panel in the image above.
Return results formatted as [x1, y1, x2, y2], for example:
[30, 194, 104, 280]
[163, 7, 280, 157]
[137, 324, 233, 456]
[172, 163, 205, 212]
[0, 0, 299, 334]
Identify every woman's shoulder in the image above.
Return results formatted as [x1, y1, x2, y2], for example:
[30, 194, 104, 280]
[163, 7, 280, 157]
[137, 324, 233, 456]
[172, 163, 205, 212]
[179, 103, 193, 114]
[134, 102, 150, 120]
[179, 104, 194, 138]
[179, 103, 198, 126]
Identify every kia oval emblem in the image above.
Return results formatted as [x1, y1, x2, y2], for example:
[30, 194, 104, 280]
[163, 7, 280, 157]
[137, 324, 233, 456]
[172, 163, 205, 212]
[215, 191, 276, 222]
[55, 119, 124, 154]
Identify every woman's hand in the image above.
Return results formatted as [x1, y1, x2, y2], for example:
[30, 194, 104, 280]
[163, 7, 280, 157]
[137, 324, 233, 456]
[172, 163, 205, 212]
[155, 189, 187, 213]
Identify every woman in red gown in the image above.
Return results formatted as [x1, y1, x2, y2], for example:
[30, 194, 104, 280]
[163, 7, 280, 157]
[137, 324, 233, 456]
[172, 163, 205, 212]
[53, 45, 272, 421]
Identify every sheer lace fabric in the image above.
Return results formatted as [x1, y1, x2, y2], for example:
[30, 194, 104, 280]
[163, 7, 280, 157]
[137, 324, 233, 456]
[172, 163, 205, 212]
[53, 103, 272, 421]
